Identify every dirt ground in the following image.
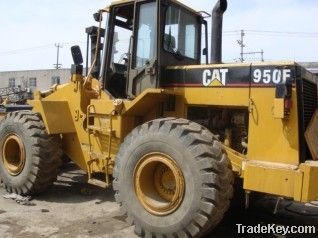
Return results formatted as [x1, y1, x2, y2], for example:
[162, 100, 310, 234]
[0, 163, 317, 238]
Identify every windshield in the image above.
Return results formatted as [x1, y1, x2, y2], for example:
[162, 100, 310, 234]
[164, 5, 199, 60]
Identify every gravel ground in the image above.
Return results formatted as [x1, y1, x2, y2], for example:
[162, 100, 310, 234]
[0, 163, 317, 238]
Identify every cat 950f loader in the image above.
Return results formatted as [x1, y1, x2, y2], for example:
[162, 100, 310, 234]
[1, 0, 317, 237]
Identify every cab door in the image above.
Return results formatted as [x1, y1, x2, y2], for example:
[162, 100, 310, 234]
[127, 0, 159, 98]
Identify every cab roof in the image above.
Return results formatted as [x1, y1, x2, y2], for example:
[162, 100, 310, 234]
[108, 0, 201, 16]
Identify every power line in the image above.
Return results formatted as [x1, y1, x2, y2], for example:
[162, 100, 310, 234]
[243, 50, 264, 62]
[243, 30, 318, 39]
[0, 42, 86, 56]
[245, 30, 318, 35]
[0, 44, 53, 56]
[224, 30, 240, 33]
[213, 30, 318, 38]
[245, 33, 318, 39]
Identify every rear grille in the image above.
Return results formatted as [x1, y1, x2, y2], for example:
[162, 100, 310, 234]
[302, 79, 317, 129]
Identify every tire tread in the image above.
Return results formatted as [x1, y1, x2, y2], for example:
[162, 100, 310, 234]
[0, 111, 62, 195]
[113, 118, 234, 237]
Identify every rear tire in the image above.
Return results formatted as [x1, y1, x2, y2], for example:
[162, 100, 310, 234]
[113, 118, 234, 237]
[0, 111, 62, 195]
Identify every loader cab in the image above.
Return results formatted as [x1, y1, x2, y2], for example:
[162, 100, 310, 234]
[101, 0, 205, 98]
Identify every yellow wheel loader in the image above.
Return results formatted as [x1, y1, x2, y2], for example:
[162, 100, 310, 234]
[0, 0, 317, 237]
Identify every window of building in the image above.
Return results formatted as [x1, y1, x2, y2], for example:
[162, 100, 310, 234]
[8, 78, 15, 87]
[51, 76, 60, 85]
[29, 78, 37, 88]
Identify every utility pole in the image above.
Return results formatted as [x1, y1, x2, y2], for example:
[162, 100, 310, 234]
[261, 49, 264, 62]
[237, 30, 245, 62]
[54, 43, 63, 69]
[237, 30, 265, 62]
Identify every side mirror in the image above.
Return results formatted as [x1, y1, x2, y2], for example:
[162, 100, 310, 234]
[93, 12, 103, 22]
[71, 45, 83, 65]
[203, 48, 208, 56]
[164, 33, 176, 50]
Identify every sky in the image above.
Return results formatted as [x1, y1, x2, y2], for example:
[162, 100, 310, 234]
[0, 0, 317, 71]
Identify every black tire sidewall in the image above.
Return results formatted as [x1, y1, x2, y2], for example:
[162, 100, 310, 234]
[0, 119, 35, 189]
[118, 133, 203, 234]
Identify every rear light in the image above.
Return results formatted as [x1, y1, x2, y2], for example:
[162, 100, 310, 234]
[284, 98, 292, 116]
[274, 81, 293, 118]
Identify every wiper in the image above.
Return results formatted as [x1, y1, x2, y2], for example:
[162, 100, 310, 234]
[167, 27, 184, 60]
[173, 49, 185, 61]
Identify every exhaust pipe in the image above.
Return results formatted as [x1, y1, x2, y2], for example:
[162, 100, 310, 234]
[211, 0, 228, 64]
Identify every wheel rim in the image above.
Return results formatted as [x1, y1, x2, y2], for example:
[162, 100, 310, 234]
[2, 134, 26, 176]
[133, 152, 185, 216]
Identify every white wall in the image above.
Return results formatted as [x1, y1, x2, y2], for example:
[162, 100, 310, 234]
[0, 69, 71, 91]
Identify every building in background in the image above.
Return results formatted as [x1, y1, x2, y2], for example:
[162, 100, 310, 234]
[0, 69, 71, 91]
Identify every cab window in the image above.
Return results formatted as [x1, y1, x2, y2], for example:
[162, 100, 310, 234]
[134, 2, 157, 68]
[164, 4, 199, 60]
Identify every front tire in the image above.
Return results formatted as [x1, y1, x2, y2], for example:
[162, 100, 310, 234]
[113, 118, 233, 237]
[0, 111, 62, 195]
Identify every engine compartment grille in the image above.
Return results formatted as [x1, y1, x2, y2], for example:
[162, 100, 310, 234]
[302, 79, 318, 130]
[298, 78, 318, 161]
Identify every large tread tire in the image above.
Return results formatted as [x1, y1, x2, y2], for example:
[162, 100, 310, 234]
[113, 118, 234, 238]
[0, 110, 62, 195]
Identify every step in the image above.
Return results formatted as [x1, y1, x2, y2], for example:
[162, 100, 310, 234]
[89, 152, 110, 161]
[87, 112, 112, 118]
[88, 178, 109, 189]
[87, 126, 114, 135]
